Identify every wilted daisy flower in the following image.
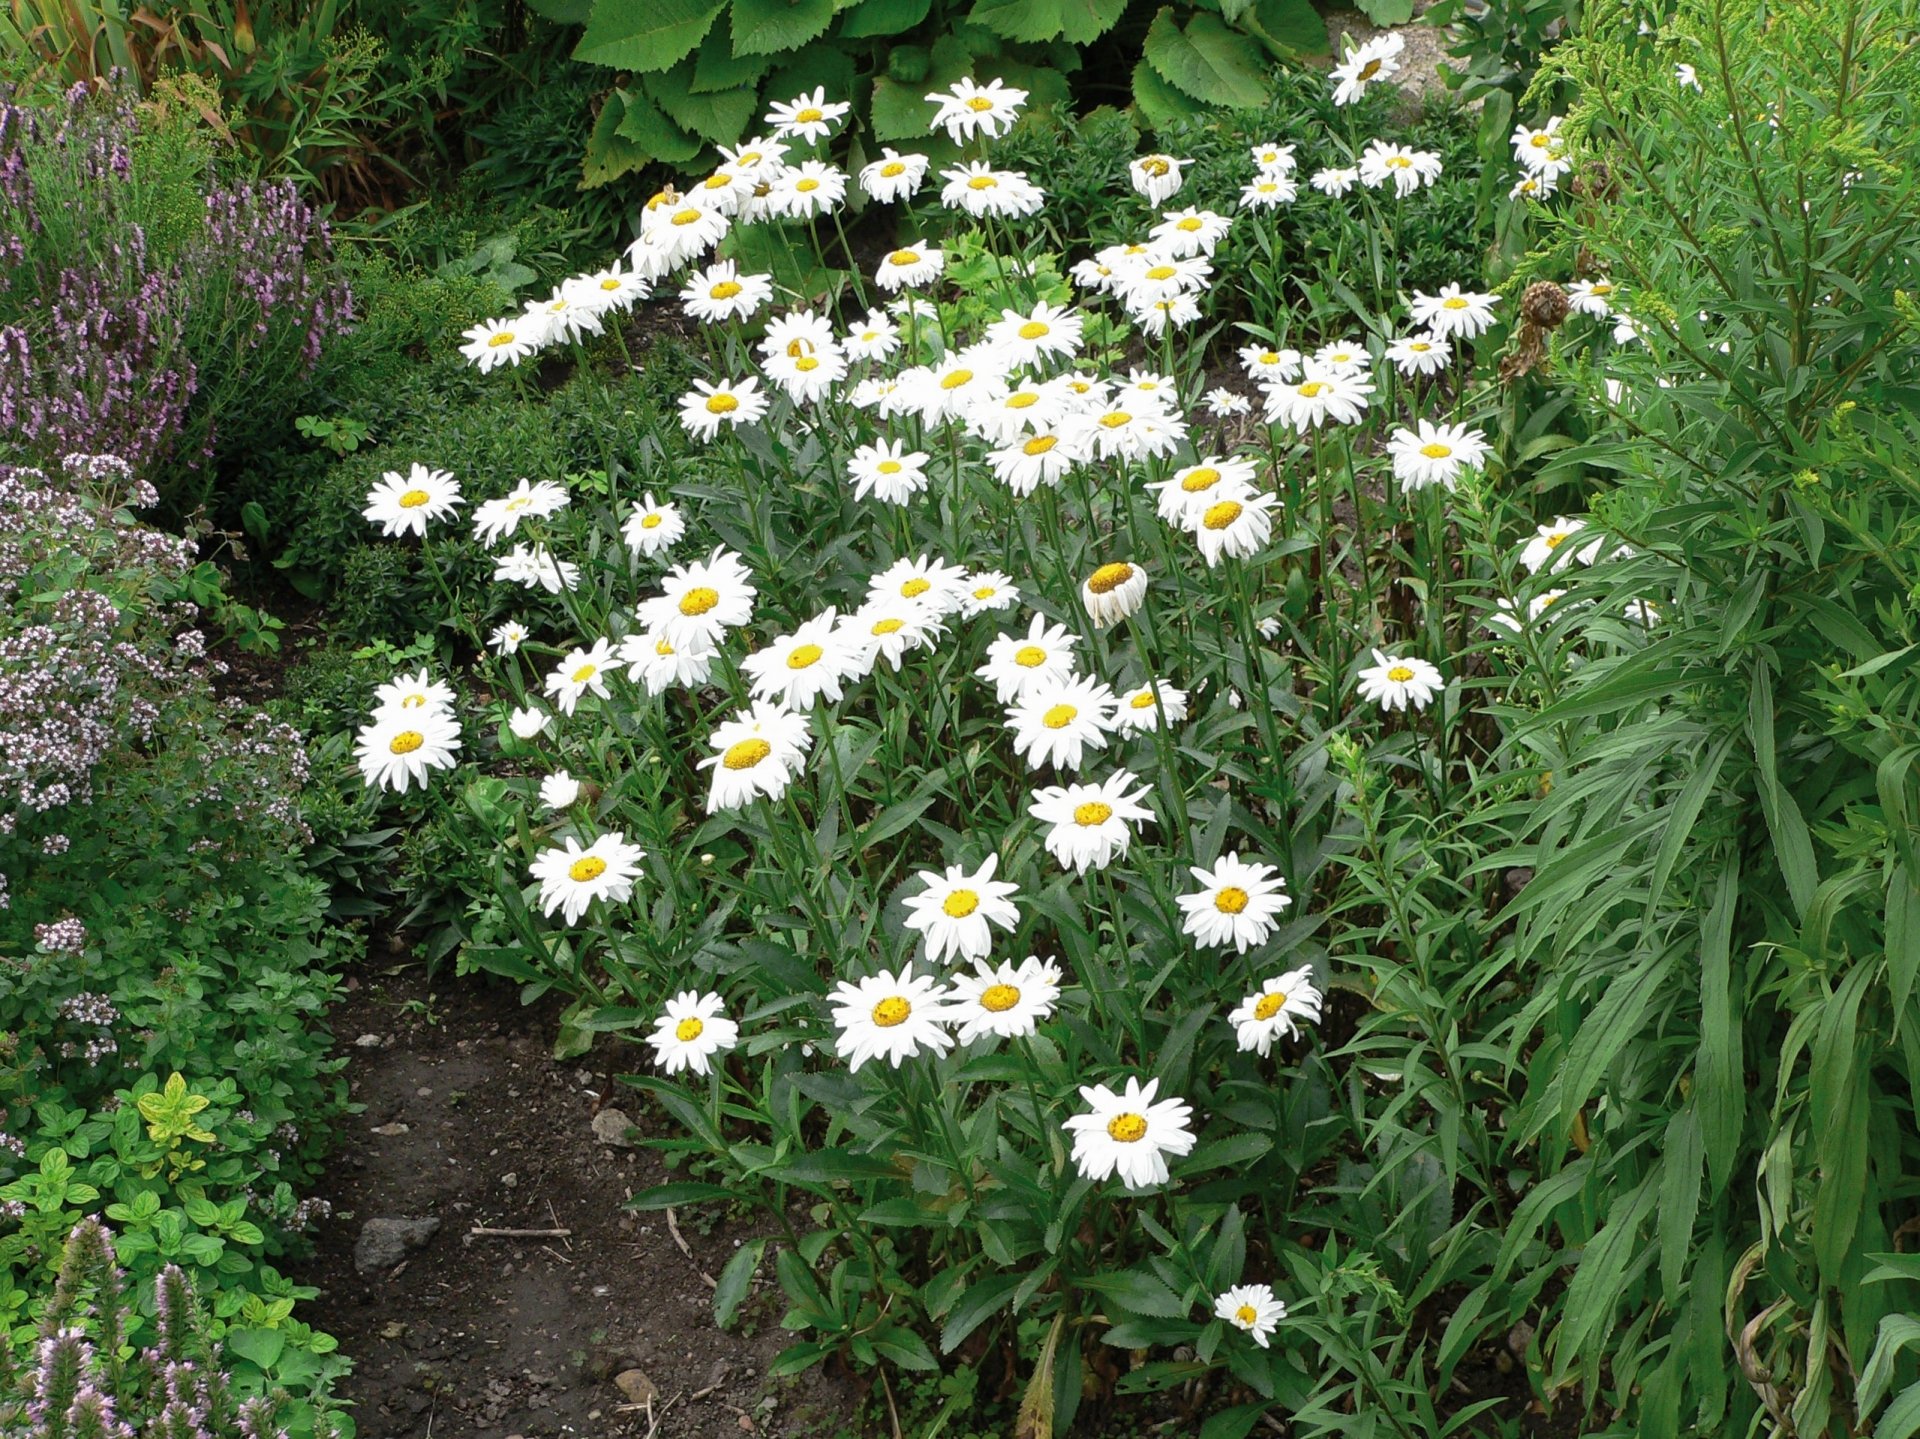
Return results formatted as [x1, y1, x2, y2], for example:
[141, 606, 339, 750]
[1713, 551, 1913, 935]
[681, 261, 774, 323]
[1356, 649, 1445, 712]
[1179, 852, 1292, 952]
[1386, 333, 1452, 377]
[1008, 675, 1118, 772]
[1387, 420, 1492, 491]
[741, 609, 859, 710]
[903, 854, 1021, 965]
[1188, 489, 1280, 566]
[926, 76, 1028, 143]
[679, 377, 770, 442]
[1411, 284, 1501, 340]
[355, 709, 460, 793]
[699, 701, 813, 813]
[1215, 1285, 1287, 1347]
[869, 554, 970, 616]
[860, 148, 930, 202]
[1310, 166, 1360, 197]
[950, 956, 1063, 1044]
[1568, 278, 1620, 317]
[1128, 154, 1186, 205]
[1263, 366, 1374, 431]
[1229, 965, 1324, 1055]
[538, 771, 580, 811]
[472, 477, 568, 547]
[494, 543, 579, 593]
[618, 627, 718, 696]
[1203, 388, 1253, 418]
[641, 546, 757, 650]
[531, 832, 645, 924]
[1029, 769, 1155, 873]
[525, 286, 603, 345]
[1081, 561, 1148, 629]
[1240, 174, 1298, 210]
[1239, 343, 1302, 385]
[567, 264, 650, 315]
[829, 966, 956, 1071]
[766, 88, 849, 144]
[543, 638, 615, 716]
[459, 314, 545, 371]
[489, 621, 527, 655]
[844, 309, 902, 360]
[1358, 140, 1443, 196]
[1331, 30, 1404, 104]
[1519, 516, 1603, 572]
[507, 705, 550, 740]
[1112, 680, 1189, 733]
[623, 493, 685, 557]
[978, 616, 1079, 702]
[646, 991, 739, 1077]
[961, 571, 1019, 616]
[1064, 1077, 1195, 1189]
[875, 242, 944, 292]
[939, 161, 1045, 218]
[844, 598, 946, 674]
[985, 301, 1084, 366]
[372, 667, 456, 720]
[1151, 207, 1232, 258]
[770, 161, 848, 219]
[846, 439, 931, 505]
[363, 464, 462, 538]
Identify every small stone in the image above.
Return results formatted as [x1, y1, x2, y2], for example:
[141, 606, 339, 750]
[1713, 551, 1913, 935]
[591, 1108, 638, 1148]
[354, 1217, 441, 1273]
[371, 1122, 410, 1137]
[354, 1033, 384, 1048]
[501, 1172, 518, 1189]
[614, 1369, 657, 1406]
[416, 1086, 434, 1098]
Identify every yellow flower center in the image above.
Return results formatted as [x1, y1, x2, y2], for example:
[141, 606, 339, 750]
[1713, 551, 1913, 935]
[655, 638, 675, 656]
[1253, 990, 1288, 1022]
[900, 577, 931, 598]
[888, 248, 921, 266]
[1023, 435, 1058, 456]
[1099, 411, 1131, 429]
[787, 643, 824, 670]
[1387, 665, 1415, 683]
[942, 889, 979, 918]
[1013, 645, 1047, 667]
[710, 280, 743, 300]
[1530, 133, 1551, 148]
[641, 513, 663, 529]
[977, 981, 1023, 1013]
[1086, 562, 1134, 594]
[881, 161, 905, 177]
[1041, 703, 1077, 730]
[1592, 282, 1613, 295]
[1176, 217, 1202, 232]
[671, 208, 702, 226]
[675, 1016, 705, 1042]
[1297, 381, 1325, 398]
[571, 663, 598, 683]
[1181, 467, 1221, 493]
[1442, 296, 1470, 310]
[794, 355, 821, 372]
[569, 856, 607, 882]
[705, 394, 739, 415]
[703, 173, 733, 190]
[1142, 157, 1170, 177]
[487, 330, 517, 348]
[1358, 58, 1383, 80]
[1387, 155, 1411, 168]
[1545, 531, 1568, 548]
[1073, 801, 1113, 826]
[1419, 443, 1453, 459]
[1202, 500, 1242, 531]
[877, 460, 903, 474]
[389, 730, 424, 754]
[1018, 320, 1050, 340]
[939, 369, 974, 391]
[1130, 690, 1157, 710]
[1007, 391, 1040, 409]
[1257, 350, 1280, 364]
[966, 95, 995, 112]
[967, 175, 998, 190]
[1409, 342, 1432, 353]
[723, 738, 771, 770]
[1236, 1303, 1260, 1325]
[972, 586, 997, 600]
[398, 488, 431, 508]
[1215, 886, 1250, 914]
[795, 106, 824, 123]
[1107, 1112, 1148, 1142]
[795, 177, 820, 193]
[872, 996, 911, 1027]
[679, 586, 720, 615]
[1144, 265, 1177, 281]
[872, 617, 904, 635]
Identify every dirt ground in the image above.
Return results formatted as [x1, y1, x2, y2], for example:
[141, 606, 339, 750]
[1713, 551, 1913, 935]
[295, 964, 854, 1439]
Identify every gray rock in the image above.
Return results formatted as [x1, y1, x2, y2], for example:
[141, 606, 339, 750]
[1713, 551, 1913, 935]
[354, 1216, 441, 1273]
[614, 1369, 658, 1406]
[591, 1107, 638, 1148]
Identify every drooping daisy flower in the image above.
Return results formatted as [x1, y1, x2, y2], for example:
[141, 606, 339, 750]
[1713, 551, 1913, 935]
[1228, 965, 1324, 1056]
[1028, 769, 1156, 873]
[1007, 675, 1119, 772]
[538, 771, 580, 811]
[699, 701, 813, 813]
[1356, 649, 1445, 712]
[543, 638, 616, 716]
[459, 315, 546, 371]
[1178, 852, 1292, 952]
[1262, 367, 1374, 432]
[977, 616, 1079, 702]
[525, 286, 603, 345]
[903, 854, 1021, 965]
[960, 571, 1020, 616]
[493, 543, 579, 593]
[646, 991, 739, 1077]
[1358, 140, 1443, 196]
[859, 148, 930, 203]
[1064, 1077, 1195, 1189]
[1310, 166, 1360, 197]
[769, 161, 849, 220]
[623, 493, 686, 557]
[1214, 1284, 1287, 1347]
[472, 477, 569, 547]
[1081, 561, 1149, 630]
[984, 301, 1084, 367]
[926, 76, 1028, 143]
[489, 621, 527, 656]
[507, 706, 550, 740]
[355, 709, 460, 793]
[875, 242, 945, 292]
[1187, 490, 1280, 566]
[1567, 278, 1620, 317]
[765, 88, 850, 145]
[363, 464, 462, 538]
[1410, 285, 1502, 340]
[1386, 420, 1492, 491]
[640, 547, 757, 651]
[1128, 154, 1187, 205]
[938, 161, 1045, 218]
[1386, 333, 1452, 377]
[1330, 31, 1404, 105]
[530, 832, 645, 924]
[618, 627, 718, 697]
[741, 609, 859, 710]
[681, 261, 774, 323]
[828, 966, 956, 1071]
[949, 956, 1063, 1044]
[1112, 680, 1189, 733]
[371, 668, 456, 720]
[679, 377, 770, 442]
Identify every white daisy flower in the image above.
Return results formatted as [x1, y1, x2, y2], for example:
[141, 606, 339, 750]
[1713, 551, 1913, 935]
[1239, 344, 1302, 385]
[1081, 561, 1148, 630]
[828, 965, 956, 1071]
[1112, 680, 1188, 733]
[1486, 589, 1572, 633]
[859, 148, 931, 203]
[1310, 166, 1360, 196]
[1676, 61, 1701, 89]
[1262, 366, 1374, 431]
[530, 832, 645, 924]
[623, 492, 686, 557]
[567, 264, 650, 315]
[1178, 852, 1292, 952]
[1214, 1284, 1287, 1347]
[965, 380, 1064, 446]
[867, 553, 970, 616]
[1239, 174, 1298, 210]
[1509, 171, 1558, 202]
[644, 202, 729, 267]
[977, 616, 1079, 702]
[681, 261, 774, 323]
[1568, 278, 1619, 317]
[842, 598, 947, 675]
[472, 477, 569, 547]
[363, 464, 462, 538]
[1204, 388, 1253, 417]
[987, 429, 1082, 495]
[938, 161, 1045, 218]
[1411, 284, 1502, 340]
[1228, 965, 1323, 1056]
[984, 302, 1084, 367]
[1187, 489, 1280, 566]
[925, 76, 1028, 144]
[1519, 515, 1603, 573]
[1128, 154, 1187, 205]
[646, 990, 739, 1077]
[960, 571, 1020, 616]
[1356, 649, 1445, 712]
[1150, 207, 1232, 258]
[679, 377, 770, 442]
[1064, 1077, 1195, 1189]
[764, 338, 848, 405]
[1133, 294, 1202, 337]
[1028, 769, 1156, 873]
[489, 621, 527, 656]
[493, 543, 578, 593]
[639, 546, 757, 651]
[1007, 675, 1118, 772]
[617, 627, 718, 696]
[1311, 339, 1372, 375]
[525, 286, 603, 345]
[949, 956, 1063, 1044]
[844, 309, 902, 360]
[1386, 333, 1452, 377]
[741, 609, 859, 710]
[1330, 31, 1404, 105]
[1358, 140, 1443, 196]
[459, 314, 547, 371]
[355, 709, 460, 793]
[507, 706, 550, 740]
[543, 638, 616, 716]
[875, 242, 945, 292]
[1386, 420, 1492, 491]
[699, 701, 813, 813]
[1511, 117, 1572, 180]
[371, 667, 456, 720]
[769, 160, 848, 220]
[1251, 142, 1297, 174]
[902, 853, 1021, 965]
[765, 88, 849, 145]
[539, 771, 581, 811]
[846, 439, 931, 505]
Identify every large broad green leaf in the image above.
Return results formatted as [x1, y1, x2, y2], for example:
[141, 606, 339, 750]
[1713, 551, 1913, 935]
[646, 59, 760, 142]
[840, 0, 932, 37]
[691, 27, 771, 92]
[1143, 8, 1272, 108]
[525, 0, 591, 21]
[582, 92, 654, 187]
[1242, 0, 1328, 59]
[1356, 0, 1414, 20]
[1130, 55, 1203, 129]
[614, 84, 703, 161]
[968, 0, 1126, 44]
[731, 0, 836, 56]
[575, 0, 721, 72]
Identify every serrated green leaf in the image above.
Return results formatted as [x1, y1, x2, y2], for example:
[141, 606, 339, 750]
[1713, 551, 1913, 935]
[731, 0, 836, 56]
[575, 0, 721, 71]
[969, 0, 1126, 43]
[1143, 9, 1270, 109]
[646, 62, 760, 143]
[1245, 0, 1329, 55]
[1130, 56, 1203, 129]
[692, 28, 772, 93]
[841, 0, 932, 37]
[583, 92, 655, 187]
[612, 85, 703, 164]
